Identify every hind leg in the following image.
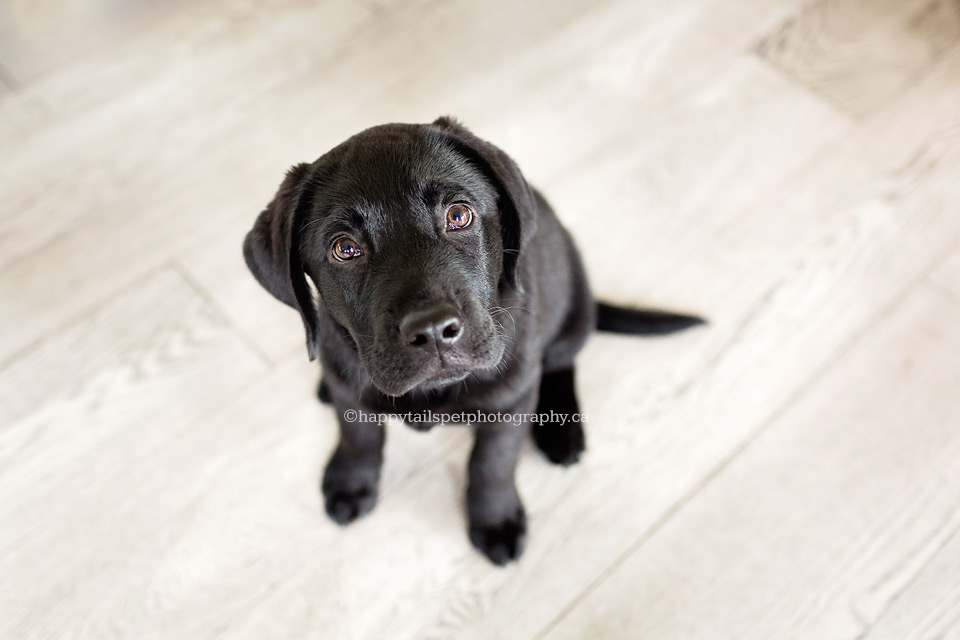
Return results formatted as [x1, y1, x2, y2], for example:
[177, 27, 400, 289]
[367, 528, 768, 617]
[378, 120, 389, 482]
[534, 247, 594, 465]
[317, 374, 333, 404]
[533, 367, 585, 465]
[317, 376, 332, 404]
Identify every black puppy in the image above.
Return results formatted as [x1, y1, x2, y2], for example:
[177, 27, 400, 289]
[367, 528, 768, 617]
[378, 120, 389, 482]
[244, 117, 704, 565]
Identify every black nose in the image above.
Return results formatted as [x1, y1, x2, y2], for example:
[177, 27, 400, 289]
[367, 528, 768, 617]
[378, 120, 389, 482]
[400, 306, 464, 350]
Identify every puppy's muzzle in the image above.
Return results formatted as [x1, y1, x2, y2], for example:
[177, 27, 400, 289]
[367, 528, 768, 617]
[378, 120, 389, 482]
[399, 305, 463, 353]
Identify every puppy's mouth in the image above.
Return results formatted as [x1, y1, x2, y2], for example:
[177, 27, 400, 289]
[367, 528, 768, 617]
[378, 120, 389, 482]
[365, 344, 503, 397]
[420, 368, 471, 389]
[376, 360, 472, 397]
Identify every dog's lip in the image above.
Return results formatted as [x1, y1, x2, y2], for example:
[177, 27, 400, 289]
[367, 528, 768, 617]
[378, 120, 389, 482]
[410, 362, 472, 388]
[376, 365, 472, 397]
[423, 368, 471, 385]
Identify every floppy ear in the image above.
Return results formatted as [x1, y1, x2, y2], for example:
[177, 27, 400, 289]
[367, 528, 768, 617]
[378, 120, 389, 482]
[243, 163, 322, 360]
[431, 116, 537, 290]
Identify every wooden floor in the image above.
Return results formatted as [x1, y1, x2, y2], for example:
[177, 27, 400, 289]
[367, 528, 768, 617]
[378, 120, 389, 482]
[2, 0, 959, 637]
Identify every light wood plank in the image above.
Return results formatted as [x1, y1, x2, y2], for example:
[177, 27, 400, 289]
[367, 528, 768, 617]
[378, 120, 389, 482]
[178, 230, 308, 362]
[930, 244, 960, 299]
[755, 0, 960, 117]
[863, 526, 960, 640]
[0, 63, 12, 95]
[0, 266, 270, 637]
[543, 283, 960, 640]
[543, 54, 847, 307]
[0, 265, 268, 545]
[0, 0, 188, 86]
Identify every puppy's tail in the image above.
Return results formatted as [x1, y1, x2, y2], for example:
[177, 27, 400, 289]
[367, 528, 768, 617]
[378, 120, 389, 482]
[596, 302, 706, 336]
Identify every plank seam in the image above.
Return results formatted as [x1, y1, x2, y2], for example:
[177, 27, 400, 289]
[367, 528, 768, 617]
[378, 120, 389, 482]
[171, 259, 275, 368]
[854, 524, 960, 640]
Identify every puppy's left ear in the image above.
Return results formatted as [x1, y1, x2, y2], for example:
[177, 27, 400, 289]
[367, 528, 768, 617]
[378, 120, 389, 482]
[243, 163, 322, 360]
[431, 116, 537, 290]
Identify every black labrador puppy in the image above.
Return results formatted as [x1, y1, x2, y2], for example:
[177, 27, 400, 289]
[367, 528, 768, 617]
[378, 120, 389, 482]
[244, 117, 704, 565]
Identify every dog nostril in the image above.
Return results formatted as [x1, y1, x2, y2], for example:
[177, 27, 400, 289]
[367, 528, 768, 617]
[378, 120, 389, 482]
[441, 321, 461, 341]
[400, 306, 463, 349]
[410, 334, 429, 347]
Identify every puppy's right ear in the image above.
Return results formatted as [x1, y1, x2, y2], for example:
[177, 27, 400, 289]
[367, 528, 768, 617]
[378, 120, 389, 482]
[243, 163, 321, 360]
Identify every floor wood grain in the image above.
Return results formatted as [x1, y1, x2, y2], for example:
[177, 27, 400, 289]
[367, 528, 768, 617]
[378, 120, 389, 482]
[1, 0, 958, 638]
[541, 283, 960, 640]
[863, 525, 960, 640]
[755, 0, 960, 118]
[931, 245, 960, 298]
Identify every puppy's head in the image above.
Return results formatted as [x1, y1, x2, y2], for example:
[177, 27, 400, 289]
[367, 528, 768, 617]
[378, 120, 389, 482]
[243, 118, 537, 396]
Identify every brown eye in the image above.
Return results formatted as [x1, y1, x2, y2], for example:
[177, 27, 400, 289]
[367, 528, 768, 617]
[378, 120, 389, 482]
[446, 203, 473, 230]
[331, 236, 362, 261]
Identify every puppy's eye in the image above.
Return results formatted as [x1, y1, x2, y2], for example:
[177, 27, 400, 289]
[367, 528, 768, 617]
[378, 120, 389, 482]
[446, 203, 473, 230]
[331, 236, 362, 261]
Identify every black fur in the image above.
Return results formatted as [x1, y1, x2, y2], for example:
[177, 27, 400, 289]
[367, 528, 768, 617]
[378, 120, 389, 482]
[533, 368, 585, 466]
[596, 302, 706, 335]
[243, 117, 705, 565]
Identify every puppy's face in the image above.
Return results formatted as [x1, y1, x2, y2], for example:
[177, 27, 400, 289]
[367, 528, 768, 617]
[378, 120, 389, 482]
[244, 119, 536, 397]
[303, 128, 509, 396]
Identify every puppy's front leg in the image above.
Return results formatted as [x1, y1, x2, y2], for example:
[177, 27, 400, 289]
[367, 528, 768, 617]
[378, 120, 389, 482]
[467, 395, 534, 565]
[321, 399, 384, 525]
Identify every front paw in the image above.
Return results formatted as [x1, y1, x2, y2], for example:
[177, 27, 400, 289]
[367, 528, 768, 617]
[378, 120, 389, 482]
[321, 454, 380, 525]
[469, 506, 527, 566]
[323, 484, 377, 525]
[533, 420, 586, 466]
